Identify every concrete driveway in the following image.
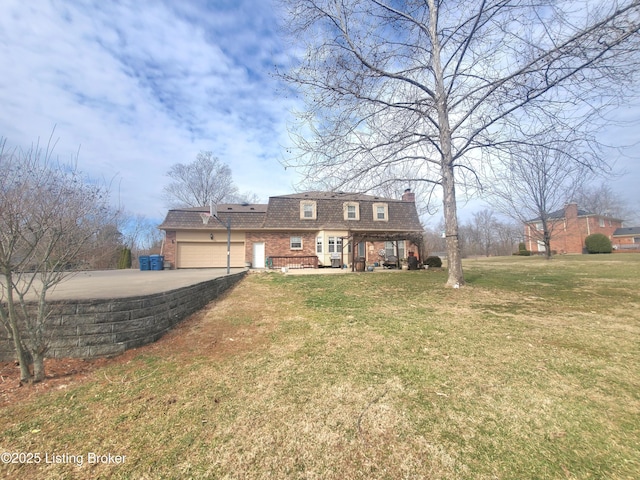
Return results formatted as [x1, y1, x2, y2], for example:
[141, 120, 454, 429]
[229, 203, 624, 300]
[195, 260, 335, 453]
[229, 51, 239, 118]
[11, 268, 247, 301]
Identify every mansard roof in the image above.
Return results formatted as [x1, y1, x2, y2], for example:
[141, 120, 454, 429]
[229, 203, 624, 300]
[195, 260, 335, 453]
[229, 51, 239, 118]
[159, 191, 423, 233]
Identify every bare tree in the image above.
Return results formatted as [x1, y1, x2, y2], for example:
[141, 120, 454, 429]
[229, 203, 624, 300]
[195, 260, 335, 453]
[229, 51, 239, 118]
[162, 151, 239, 208]
[119, 213, 163, 257]
[493, 221, 523, 257]
[487, 142, 594, 258]
[82, 222, 124, 269]
[460, 210, 521, 257]
[0, 137, 114, 382]
[574, 182, 637, 224]
[279, 0, 640, 286]
[466, 210, 498, 257]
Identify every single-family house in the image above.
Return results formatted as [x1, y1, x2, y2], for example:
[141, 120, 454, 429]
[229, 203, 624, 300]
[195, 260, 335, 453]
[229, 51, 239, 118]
[159, 189, 424, 269]
[612, 227, 640, 252]
[524, 203, 623, 254]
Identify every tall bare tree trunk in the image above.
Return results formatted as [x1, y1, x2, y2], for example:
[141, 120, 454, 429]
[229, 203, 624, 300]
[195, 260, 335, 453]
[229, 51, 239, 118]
[429, 0, 465, 287]
[442, 162, 464, 286]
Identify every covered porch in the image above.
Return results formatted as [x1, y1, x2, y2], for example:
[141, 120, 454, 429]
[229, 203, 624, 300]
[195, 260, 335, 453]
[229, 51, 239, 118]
[347, 231, 425, 272]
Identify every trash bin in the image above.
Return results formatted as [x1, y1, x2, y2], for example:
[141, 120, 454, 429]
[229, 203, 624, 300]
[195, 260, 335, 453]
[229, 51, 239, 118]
[149, 254, 164, 271]
[139, 255, 150, 271]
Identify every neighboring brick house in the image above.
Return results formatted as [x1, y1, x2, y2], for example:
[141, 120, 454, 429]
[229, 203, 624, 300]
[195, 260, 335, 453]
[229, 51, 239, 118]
[159, 190, 424, 269]
[524, 203, 623, 254]
[612, 227, 640, 252]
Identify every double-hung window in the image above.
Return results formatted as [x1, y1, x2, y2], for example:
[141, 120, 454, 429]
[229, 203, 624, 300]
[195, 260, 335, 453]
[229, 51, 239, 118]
[373, 203, 388, 221]
[290, 236, 303, 250]
[300, 201, 317, 220]
[344, 202, 359, 220]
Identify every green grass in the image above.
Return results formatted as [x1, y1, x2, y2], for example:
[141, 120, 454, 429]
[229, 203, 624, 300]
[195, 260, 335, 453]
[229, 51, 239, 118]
[1, 254, 639, 479]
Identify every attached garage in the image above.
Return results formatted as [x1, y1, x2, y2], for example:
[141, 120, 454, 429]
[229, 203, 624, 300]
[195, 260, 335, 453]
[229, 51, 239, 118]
[177, 242, 245, 268]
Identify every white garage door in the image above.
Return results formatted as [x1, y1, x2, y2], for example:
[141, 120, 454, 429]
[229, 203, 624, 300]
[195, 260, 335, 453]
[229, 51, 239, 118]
[177, 242, 245, 268]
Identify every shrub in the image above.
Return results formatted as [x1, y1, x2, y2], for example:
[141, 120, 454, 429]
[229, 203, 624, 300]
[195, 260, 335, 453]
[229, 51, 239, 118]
[424, 256, 442, 268]
[118, 247, 132, 269]
[517, 242, 531, 256]
[585, 233, 612, 254]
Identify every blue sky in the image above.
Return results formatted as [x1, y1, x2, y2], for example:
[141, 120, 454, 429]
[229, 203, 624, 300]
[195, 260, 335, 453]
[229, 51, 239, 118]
[0, 0, 638, 225]
[0, 0, 299, 220]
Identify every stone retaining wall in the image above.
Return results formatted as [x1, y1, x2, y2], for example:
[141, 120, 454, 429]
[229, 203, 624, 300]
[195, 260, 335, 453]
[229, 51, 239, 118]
[0, 271, 246, 361]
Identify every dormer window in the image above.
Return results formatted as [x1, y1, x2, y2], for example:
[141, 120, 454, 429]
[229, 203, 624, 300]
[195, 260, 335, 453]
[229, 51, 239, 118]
[343, 201, 360, 220]
[300, 200, 317, 220]
[373, 203, 388, 221]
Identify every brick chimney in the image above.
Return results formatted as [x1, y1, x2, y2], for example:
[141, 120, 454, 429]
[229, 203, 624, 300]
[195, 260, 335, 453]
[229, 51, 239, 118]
[402, 188, 415, 203]
[564, 203, 578, 220]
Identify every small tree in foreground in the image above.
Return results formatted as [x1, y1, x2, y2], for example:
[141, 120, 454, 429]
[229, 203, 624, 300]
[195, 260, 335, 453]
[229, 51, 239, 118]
[0, 137, 114, 382]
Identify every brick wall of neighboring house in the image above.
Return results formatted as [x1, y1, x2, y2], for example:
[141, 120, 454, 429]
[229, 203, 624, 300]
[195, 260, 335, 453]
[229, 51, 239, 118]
[612, 233, 640, 252]
[526, 204, 623, 254]
[615, 236, 634, 246]
[247, 231, 318, 259]
[163, 231, 177, 267]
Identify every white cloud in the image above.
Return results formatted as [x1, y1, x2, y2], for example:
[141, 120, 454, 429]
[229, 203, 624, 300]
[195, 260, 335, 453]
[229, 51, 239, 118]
[0, 0, 299, 220]
[1, 0, 637, 226]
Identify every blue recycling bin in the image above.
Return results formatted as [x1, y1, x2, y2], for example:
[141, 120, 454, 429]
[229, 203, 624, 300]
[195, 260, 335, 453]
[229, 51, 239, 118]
[149, 254, 164, 271]
[139, 255, 150, 271]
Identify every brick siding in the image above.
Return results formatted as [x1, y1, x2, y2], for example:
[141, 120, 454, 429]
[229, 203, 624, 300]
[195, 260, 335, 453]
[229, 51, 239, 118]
[526, 204, 622, 254]
[247, 231, 317, 259]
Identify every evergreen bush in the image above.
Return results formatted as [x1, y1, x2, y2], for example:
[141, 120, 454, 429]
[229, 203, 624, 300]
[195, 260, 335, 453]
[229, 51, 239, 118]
[424, 256, 442, 268]
[584, 233, 612, 254]
[118, 247, 132, 269]
[518, 242, 531, 256]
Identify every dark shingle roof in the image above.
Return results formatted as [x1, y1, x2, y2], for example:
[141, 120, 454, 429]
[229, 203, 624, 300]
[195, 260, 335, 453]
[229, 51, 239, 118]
[263, 192, 422, 231]
[159, 192, 423, 233]
[159, 204, 267, 230]
[613, 227, 640, 236]
[273, 191, 388, 202]
[527, 207, 623, 223]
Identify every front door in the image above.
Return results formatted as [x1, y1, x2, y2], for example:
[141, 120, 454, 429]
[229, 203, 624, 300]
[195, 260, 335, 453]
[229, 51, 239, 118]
[253, 242, 265, 269]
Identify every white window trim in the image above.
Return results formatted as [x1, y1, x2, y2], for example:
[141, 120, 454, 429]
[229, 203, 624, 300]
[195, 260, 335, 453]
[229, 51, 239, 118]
[328, 236, 343, 253]
[300, 201, 317, 220]
[373, 203, 388, 222]
[343, 201, 360, 220]
[316, 236, 323, 254]
[290, 236, 303, 250]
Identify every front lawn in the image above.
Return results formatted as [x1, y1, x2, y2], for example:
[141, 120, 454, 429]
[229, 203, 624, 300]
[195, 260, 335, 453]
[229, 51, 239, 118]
[1, 254, 639, 479]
